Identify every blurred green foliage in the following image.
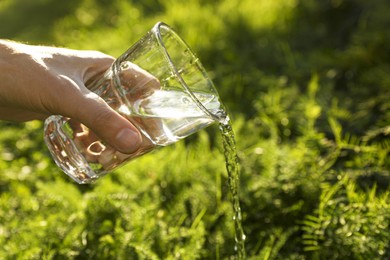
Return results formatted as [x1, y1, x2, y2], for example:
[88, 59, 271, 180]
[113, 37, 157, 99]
[0, 0, 389, 259]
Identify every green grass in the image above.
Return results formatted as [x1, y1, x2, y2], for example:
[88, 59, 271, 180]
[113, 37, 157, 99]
[0, 0, 389, 259]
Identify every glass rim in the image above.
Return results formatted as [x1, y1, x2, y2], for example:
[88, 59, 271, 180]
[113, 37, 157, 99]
[152, 21, 224, 122]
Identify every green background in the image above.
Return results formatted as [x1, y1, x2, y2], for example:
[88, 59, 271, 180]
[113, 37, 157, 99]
[0, 0, 389, 259]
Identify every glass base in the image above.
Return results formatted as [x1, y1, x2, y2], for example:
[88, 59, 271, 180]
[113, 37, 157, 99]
[44, 115, 103, 184]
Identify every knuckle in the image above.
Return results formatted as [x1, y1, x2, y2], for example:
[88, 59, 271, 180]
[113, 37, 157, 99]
[90, 106, 116, 128]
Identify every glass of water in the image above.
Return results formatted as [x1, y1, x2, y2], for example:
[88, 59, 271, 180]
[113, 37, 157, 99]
[44, 22, 226, 184]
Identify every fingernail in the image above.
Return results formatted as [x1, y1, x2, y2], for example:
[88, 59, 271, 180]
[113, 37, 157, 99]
[115, 128, 141, 154]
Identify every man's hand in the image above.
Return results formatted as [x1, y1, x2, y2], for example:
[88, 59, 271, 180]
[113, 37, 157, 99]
[0, 40, 142, 154]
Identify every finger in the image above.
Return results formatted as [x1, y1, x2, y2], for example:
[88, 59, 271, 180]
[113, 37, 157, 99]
[82, 52, 115, 87]
[118, 61, 161, 102]
[52, 82, 141, 154]
[78, 94, 142, 154]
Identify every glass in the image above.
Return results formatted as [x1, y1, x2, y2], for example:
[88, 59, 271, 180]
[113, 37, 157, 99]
[44, 22, 226, 184]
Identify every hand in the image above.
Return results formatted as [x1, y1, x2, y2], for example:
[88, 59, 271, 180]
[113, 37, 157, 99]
[0, 40, 142, 154]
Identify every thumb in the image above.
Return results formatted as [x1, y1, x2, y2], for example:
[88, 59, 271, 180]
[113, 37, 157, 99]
[74, 93, 142, 154]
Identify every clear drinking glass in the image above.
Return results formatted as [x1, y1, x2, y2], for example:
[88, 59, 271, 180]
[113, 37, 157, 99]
[44, 22, 226, 184]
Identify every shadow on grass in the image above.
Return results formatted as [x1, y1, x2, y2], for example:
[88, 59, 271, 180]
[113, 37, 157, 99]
[0, 0, 80, 43]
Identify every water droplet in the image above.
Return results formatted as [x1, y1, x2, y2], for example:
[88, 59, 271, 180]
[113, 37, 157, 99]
[181, 96, 191, 104]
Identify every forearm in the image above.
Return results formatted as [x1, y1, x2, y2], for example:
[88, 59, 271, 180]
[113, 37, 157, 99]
[0, 40, 45, 120]
[0, 40, 19, 107]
